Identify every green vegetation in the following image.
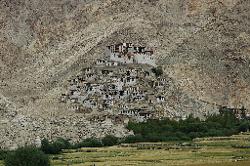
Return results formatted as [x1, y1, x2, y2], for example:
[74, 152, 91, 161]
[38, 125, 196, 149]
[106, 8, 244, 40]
[41, 138, 72, 154]
[0, 150, 8, 160]
[102, 135, 119, 146]
[41, 138, 71, 154]
[41, 135, 119, 154]
[4, 146, 50, 166]
[74, 138, 102, 148]
[74, 135, 118, 148]
[51, 133, 250, 166]
[125, 107, 250, 143]
[151, 66, 163, 77]
[4, 133, 250, 166]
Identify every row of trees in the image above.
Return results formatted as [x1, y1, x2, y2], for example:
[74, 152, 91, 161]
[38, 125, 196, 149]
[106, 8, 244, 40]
[125, 107, 250, 143]
[41, 135, 119, 154]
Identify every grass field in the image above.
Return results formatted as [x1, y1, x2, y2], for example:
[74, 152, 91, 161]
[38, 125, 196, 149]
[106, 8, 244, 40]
[51, 133, 250, 166]
[1, 133, 250, 166]
[51, 147, 250, 166]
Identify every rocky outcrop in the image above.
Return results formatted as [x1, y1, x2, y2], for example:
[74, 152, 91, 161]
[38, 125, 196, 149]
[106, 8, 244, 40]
[0, 111, 132, 149]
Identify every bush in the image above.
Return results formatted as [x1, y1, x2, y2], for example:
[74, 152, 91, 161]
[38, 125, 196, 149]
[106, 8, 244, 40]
[41, 139, 51, 154]
[48, 142, 63, 154]
[101, 135, 118, 146]
[151, 66, 163, 77]
[75, 138, 103, 148]
[4, 146, 50, 166]
[0, 149, 8, 160]
[55, 138, 71, 149]
[238, 121, 250, 132]
[41, 138, 71, 154]
[123, 135, 144, 143]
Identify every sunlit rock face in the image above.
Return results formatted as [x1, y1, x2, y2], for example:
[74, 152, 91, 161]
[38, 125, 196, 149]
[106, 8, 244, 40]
[0, 0, 250, 148]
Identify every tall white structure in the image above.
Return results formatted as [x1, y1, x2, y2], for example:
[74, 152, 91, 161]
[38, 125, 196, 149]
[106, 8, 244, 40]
[107, 43, 156, 66]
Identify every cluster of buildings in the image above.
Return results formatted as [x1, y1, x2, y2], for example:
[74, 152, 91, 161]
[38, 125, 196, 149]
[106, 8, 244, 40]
[61, 43, 170, 121]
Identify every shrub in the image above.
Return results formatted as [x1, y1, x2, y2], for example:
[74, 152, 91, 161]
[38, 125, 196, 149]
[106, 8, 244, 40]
[4, 146, 50, 166]
[55, 138, 71, 149]
[238, 121, 250, 132]
[151, 66, 163, 77]
[123, 135, 144, 143]
[49, 142, 63, 154]
[0, 149, 8, 160]
[101, 135, 118, 146]
[41, 138, 72, 154]
[75, 138, 103, 148]
[41, 139, 51, 154]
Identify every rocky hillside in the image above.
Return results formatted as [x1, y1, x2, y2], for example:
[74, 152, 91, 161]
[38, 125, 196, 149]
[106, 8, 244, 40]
[0, 0, 250, 148]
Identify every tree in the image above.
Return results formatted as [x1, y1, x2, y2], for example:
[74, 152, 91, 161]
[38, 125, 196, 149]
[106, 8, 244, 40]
[238, 121, 250, 132]
[0, 149, 8, 160]
[240, 106, 247, 120]
[4, 146, 50, 166]
[101, 135, 118, 146]
[151, 66, 163, 77]
[75, 138, 103, 148]
[41, 139, 51, 154]
[41, 138, 72, 154]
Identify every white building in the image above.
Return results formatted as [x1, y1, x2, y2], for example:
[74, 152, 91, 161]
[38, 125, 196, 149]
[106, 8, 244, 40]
[107, 43, 156, 66]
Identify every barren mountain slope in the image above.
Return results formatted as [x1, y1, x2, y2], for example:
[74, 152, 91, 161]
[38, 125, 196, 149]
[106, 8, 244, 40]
[0, 0, 250, 148]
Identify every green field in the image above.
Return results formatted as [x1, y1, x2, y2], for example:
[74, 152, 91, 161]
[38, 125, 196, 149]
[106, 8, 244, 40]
[51, 147, 250, 166]
[2, 133, 250, 166]
[50, 133, 250, 166]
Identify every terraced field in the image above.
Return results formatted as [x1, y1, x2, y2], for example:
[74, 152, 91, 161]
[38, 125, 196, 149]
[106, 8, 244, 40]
[1, 133, 250, 166]
[50, 133, 250, 166]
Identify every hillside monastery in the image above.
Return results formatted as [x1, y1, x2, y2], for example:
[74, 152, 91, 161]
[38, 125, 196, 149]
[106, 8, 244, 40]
[61, 43, 171, 121]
